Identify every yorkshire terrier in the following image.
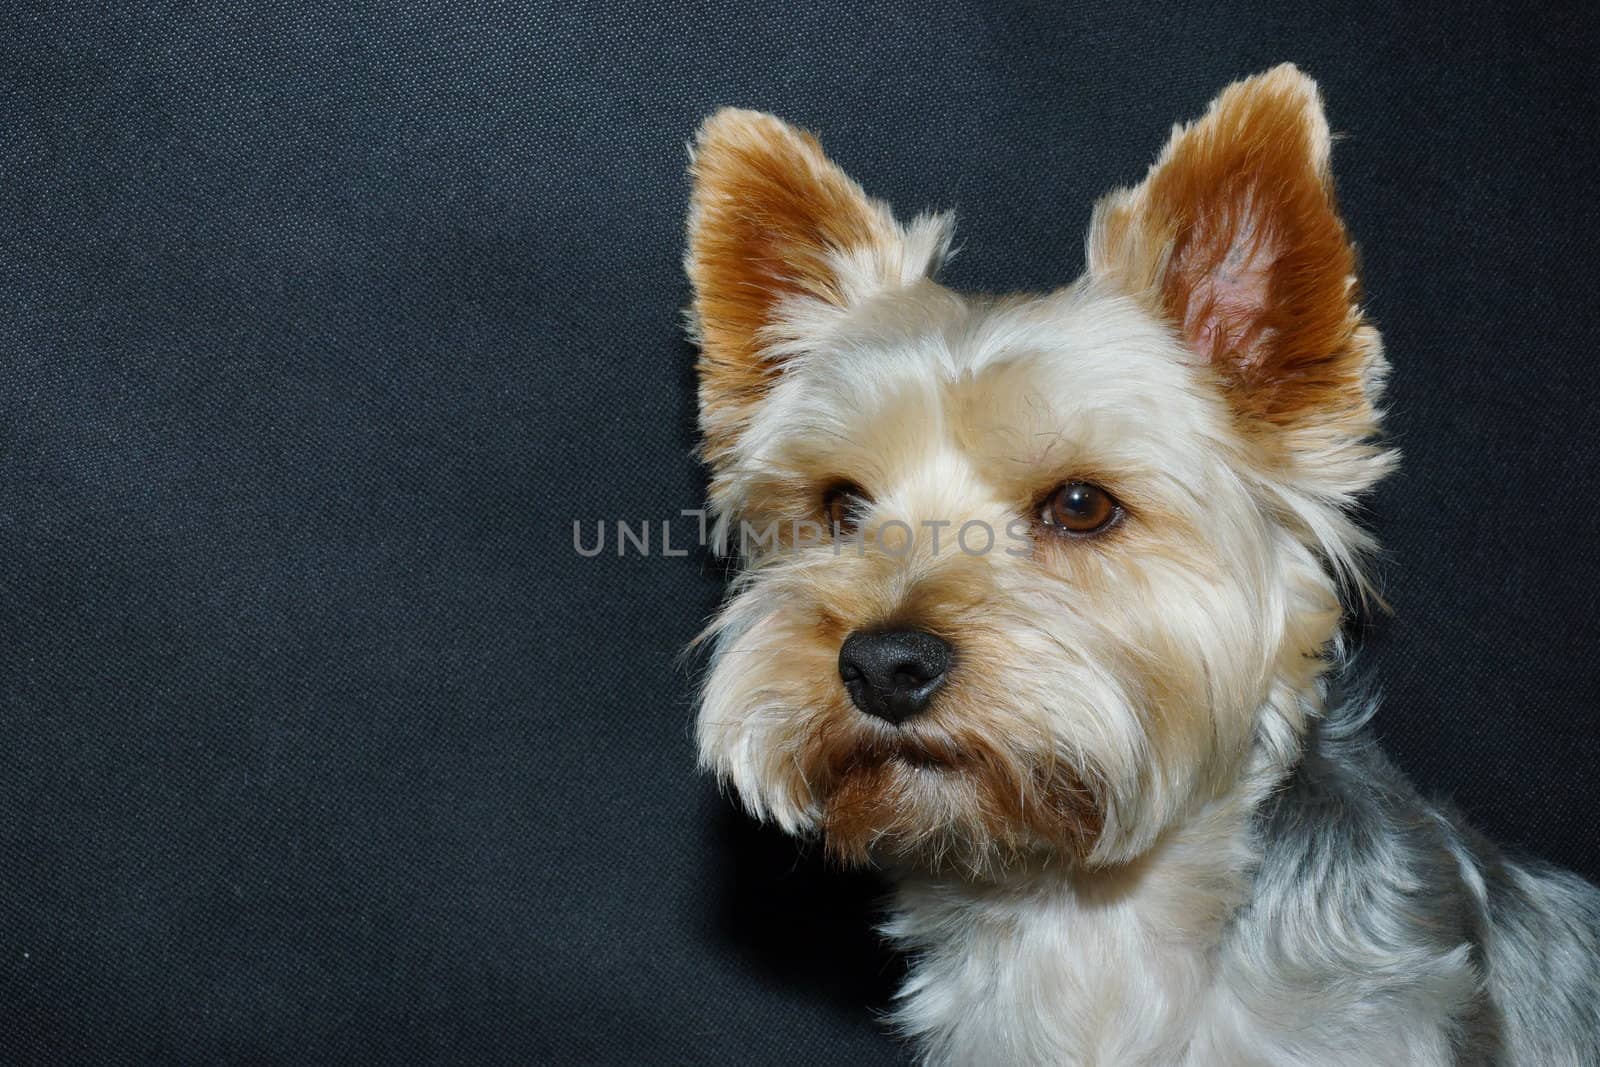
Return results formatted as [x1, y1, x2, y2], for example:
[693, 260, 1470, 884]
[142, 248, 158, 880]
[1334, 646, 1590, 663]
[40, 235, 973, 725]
[684, 65, 1600, 1065]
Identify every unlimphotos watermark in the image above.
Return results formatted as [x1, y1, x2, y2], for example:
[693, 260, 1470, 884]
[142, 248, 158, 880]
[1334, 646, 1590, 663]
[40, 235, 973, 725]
[572, 511, 1034, 559]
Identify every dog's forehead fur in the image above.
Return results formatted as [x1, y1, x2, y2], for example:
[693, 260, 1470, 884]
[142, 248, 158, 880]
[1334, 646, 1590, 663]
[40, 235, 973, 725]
[728, 280, 1232, 515]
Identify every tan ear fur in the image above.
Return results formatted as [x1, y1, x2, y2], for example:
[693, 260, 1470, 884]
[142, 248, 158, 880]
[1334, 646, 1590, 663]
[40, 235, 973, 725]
[685, 109, 944, 468]
[1088, 64, 1381, 440]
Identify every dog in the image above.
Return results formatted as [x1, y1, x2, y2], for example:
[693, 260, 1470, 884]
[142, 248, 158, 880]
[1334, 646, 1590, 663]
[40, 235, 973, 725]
[683, 65, 1600, 1065]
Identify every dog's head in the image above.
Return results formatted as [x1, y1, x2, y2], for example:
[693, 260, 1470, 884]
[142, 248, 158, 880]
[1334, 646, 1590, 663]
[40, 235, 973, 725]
[686, 66, 1392, 875]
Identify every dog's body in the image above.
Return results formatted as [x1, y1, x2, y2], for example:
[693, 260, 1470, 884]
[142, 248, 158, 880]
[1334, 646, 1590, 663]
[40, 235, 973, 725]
[683, 66, 1600, 1064]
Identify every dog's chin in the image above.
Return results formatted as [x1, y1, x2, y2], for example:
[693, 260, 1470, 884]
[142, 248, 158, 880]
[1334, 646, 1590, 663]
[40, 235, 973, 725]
[812, 733, 1103, 876]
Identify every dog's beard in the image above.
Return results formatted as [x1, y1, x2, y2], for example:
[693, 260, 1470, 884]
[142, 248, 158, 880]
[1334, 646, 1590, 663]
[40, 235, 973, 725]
[799, 709, 1103, 875]
[698, 588, 1116, 877]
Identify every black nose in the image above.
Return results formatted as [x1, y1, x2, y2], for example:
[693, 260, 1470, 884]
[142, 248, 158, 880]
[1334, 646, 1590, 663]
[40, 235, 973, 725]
[838, 628, 952, 724]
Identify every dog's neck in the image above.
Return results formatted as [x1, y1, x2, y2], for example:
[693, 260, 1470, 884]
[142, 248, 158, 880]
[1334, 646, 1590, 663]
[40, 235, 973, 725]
[882, 741, 1289, 1065]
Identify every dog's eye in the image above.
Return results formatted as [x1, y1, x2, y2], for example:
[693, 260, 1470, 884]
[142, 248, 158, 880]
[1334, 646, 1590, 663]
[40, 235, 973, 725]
[822, 481, 870, 534]
[1040, 481, 1121, 536]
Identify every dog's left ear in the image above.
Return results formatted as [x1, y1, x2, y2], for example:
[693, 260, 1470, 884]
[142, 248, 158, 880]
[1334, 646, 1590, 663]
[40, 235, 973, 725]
[686, 109, 950, 470]
[1088, 64, 1386, 474]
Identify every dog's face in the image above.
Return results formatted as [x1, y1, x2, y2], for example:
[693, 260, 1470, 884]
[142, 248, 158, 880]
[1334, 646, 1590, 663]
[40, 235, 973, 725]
[687, 66, 1393, 875]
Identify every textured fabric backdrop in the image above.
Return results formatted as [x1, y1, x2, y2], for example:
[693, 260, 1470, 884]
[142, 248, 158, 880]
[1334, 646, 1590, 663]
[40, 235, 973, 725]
[2, 2, 1596, 1063]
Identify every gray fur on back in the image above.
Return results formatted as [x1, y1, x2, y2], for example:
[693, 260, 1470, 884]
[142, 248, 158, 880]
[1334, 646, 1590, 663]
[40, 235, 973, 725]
[1240, 700, 1600, 1065]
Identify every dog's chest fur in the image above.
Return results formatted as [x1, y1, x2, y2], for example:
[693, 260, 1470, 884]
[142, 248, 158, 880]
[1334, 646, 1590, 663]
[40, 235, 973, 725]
[889, 885, 1472, 1066]
[881, 708, 1595, 1066]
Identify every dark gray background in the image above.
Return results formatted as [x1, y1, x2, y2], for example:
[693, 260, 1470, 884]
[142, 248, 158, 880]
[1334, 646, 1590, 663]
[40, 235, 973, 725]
[2, 2, 1596, 1063]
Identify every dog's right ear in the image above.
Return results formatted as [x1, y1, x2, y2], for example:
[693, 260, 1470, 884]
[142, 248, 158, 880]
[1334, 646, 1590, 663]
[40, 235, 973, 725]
[685, 109, 950, 471]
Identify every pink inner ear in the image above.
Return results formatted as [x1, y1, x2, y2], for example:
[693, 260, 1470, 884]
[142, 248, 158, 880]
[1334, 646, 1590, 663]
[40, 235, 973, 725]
[1173, 198, 1280, 373]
